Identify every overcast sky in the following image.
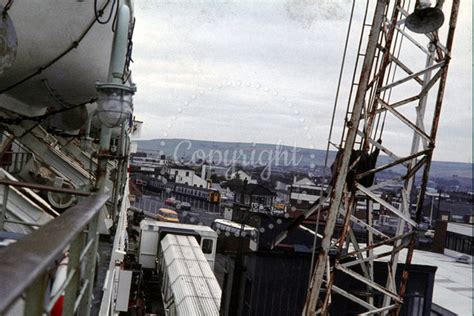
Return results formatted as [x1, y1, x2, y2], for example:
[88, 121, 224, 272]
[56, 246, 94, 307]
[131, 0, 472, 163]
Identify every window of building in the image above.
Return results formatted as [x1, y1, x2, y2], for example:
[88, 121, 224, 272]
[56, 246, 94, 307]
[186, 171, 190, 177]
[174, 170, 178, 175]
[202, 239, 213, 254]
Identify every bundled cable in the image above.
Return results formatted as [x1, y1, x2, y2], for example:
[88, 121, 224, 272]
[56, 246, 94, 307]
[94, 0, 117, 25]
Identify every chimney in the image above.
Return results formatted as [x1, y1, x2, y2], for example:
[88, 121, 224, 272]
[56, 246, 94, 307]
[432, 220, 448, 253]
[201, 164, 207, 180]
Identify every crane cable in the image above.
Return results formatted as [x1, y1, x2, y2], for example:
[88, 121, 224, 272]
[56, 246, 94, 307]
[307, 0, 358, 285]
[372, 0, 412, 146]
[307, 0, 411, 288]
[2, 0, 13, 16]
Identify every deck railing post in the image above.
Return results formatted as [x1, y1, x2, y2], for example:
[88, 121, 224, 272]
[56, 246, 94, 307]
[82, 213, 100, 316]
[0, 194, 109, 314]
[24, 272, 48, 316]
[63, 233, 85, 315]
[0, 185, 9, 230]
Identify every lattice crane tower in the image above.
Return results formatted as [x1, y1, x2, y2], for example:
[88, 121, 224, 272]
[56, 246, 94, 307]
[302, 0, 460, 314]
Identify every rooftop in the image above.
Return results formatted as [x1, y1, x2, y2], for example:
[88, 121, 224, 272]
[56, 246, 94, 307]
[233, 183, 276, 196]
[373, 246, 473, 315]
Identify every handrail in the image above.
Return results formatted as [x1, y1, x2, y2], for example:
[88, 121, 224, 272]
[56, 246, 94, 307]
[0, 193, 109, 312]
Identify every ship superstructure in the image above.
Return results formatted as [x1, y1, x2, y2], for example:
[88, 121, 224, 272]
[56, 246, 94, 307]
[0, 1, 137, 315]
[0, 0, 468, 315]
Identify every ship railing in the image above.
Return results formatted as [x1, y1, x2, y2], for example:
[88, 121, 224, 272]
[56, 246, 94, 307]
[0, 151, 32, 175]
[0, 193, 109, 316]
[0, 178, 94, 230]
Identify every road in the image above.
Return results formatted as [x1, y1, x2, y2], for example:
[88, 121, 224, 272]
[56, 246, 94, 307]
[133, 194, 223, 227]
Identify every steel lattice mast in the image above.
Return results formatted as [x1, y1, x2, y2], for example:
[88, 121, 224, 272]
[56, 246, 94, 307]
[302, 0, 460, 314]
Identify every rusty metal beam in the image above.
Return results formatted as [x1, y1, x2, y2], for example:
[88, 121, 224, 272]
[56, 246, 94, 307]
[338, 207, 390, 239]
[418, 68, 444, 99]
[356, 184, 417, 227]
[355, 148, 430, 180]
[344, 231, 413, 258]
[375, 95, 420, 114]
[359, 304, 397, 315]
[378, 61, 445, 92]
[304, 0, 459, 314]
[304, 1, 389, 313]
[340, 243, 406, 269]
[388, 53, 424, 85]
[0, 178, 91, 196]
[378, 98, 432, 142]
[356, 130, 406, 165]
[394, 24, 431, 55]
[397, 1, 460, 312]
[331, 284, 377, 311]
[335, 264, 402, 303]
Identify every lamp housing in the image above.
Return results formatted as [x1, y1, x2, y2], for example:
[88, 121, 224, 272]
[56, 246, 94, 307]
[95, 82, 136, 128]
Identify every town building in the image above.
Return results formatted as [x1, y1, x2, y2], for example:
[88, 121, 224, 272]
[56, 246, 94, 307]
[230, 170, 257, 184]
[169, 165, 208, 188]
[433, 221, 473, 260]
[289, 176, 328, 209]
[233, 183, 276, 212]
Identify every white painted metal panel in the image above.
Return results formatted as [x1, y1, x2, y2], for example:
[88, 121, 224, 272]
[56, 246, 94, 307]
[115, 270, 132, 312]
[0, 1, 115, 113]
[160, 234, 221, 316]
[140, 219, 218, 269]
[139, 229, 159, 269]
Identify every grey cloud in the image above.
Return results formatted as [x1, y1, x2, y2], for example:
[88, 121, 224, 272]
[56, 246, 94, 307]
[132, 0, 472, 163]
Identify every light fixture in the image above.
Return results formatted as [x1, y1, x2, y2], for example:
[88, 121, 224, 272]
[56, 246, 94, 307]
[96, 82, 136, 128]
[406, 0, 445, 34]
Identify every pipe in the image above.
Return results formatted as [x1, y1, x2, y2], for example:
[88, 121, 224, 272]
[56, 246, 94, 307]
[95, 3, 131, 192]
[95, 127, 111, 192]
[108, 4, 131, 84]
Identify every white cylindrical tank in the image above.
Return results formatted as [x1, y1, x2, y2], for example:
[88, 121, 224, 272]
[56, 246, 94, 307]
[0, 1, 133, 120]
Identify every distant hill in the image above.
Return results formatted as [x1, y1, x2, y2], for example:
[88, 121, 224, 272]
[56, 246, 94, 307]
[136, 138, 472, 183]
[137, 138, 336, 169]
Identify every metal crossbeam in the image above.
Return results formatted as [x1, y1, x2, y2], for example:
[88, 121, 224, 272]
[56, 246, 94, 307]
[355, 149, 429, 180]
[340, 243, 406, 269]
[331, 284, 377, 311]
[304, 1, 389, 313]
[335, 265, 402, 303]
[359, 304, 398, 315]
[379, 99, 432, 141]
[378, 61, 445, 92]
[339, 207, 390, 239]
[375, 95, 420, 114]
[356, 184, 417, 227]
[356, 130, 405, 164]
